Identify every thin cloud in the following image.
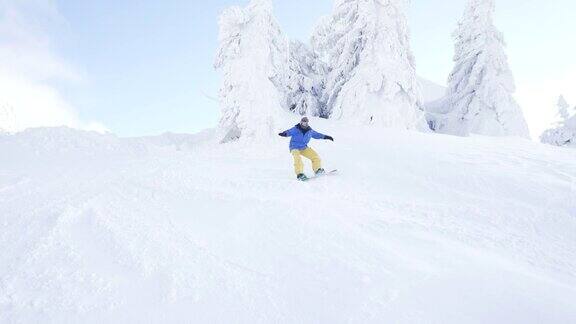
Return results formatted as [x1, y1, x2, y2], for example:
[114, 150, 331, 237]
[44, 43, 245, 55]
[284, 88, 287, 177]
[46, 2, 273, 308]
[0, 0, 106, 133]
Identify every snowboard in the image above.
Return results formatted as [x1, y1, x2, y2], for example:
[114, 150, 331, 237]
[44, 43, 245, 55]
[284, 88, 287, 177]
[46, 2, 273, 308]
[300, 169, 338, 181]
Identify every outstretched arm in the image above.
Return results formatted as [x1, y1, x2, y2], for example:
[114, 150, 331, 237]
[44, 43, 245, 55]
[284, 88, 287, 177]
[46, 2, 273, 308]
[279, 127, 296, 137]
[312, 130, 334, 141]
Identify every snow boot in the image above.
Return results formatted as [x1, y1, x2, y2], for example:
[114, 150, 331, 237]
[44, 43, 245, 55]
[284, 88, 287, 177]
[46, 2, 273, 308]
[297, 173, 308, 181]
[315, 168, 326, 176]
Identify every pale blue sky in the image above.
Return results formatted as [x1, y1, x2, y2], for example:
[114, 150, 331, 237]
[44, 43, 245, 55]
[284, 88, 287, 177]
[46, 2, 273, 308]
[9, 0, 576, 137]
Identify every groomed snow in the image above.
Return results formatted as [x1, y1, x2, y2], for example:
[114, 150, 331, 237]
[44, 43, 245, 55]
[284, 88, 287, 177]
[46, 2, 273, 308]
[1, 122, 575, 323]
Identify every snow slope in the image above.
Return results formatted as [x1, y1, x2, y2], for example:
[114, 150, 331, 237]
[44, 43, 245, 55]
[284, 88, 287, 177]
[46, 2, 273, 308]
[418, 77, 446, 103]
[1, 123, 576, 323]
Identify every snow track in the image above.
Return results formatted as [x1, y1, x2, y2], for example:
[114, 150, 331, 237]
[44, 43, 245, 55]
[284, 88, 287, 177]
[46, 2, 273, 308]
[1, 125, 575, 323]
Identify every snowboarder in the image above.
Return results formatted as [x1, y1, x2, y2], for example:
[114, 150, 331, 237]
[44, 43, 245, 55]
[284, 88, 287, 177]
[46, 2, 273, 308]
[278, 117, 334, 181]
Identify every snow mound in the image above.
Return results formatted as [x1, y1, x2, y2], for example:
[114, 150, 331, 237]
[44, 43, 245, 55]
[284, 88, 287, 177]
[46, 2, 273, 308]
[418, 77, 446, 103]
[1, 124, 575, 323]
[0, 127, 213, 157]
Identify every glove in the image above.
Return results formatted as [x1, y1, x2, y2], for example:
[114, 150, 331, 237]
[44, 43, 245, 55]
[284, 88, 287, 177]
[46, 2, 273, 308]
[278, 132, 288, 137]
[324, 135, 334, 141]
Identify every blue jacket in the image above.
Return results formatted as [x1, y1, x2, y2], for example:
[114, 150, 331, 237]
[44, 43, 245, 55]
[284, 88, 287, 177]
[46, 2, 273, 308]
[282, 124, 326, 151]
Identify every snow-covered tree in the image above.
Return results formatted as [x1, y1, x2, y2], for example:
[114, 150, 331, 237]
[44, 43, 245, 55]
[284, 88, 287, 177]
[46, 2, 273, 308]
[540, 116, 576, 148]
[282, 40, 328, 118]
[214, 0, 288, 143]
[312, 0, 425, 129]
[438, 0, 529, 137]
[541, 96, 576, 147]
[555, 95, 571, 124]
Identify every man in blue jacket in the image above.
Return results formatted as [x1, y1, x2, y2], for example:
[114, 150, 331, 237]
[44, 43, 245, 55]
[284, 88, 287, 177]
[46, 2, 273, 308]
[279, 117, 334, 181]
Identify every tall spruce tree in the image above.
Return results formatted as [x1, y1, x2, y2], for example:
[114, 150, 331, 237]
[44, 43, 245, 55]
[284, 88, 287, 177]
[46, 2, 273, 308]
[312, 0, 425, 129]
[214, 0, 288, 143]
[441, 0, 529, 137]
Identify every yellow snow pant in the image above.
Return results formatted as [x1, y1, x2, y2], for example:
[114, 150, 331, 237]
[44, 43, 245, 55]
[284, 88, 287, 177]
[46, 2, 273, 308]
[291, 147, 321, 175]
